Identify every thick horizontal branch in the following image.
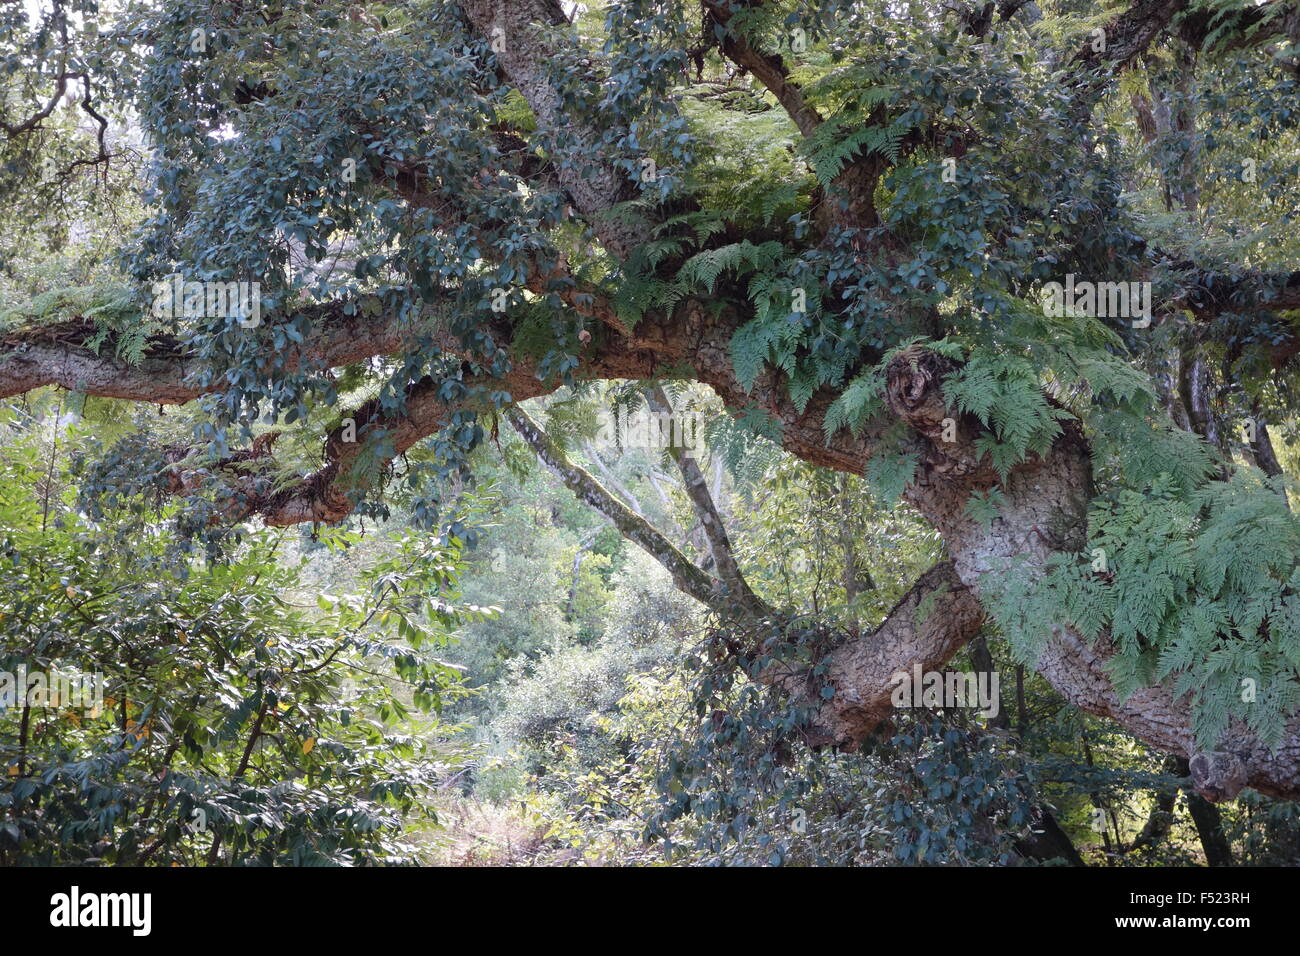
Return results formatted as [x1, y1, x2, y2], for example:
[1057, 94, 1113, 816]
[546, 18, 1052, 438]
[0, 303, 417, 403]
[6, 280, 1300, 799]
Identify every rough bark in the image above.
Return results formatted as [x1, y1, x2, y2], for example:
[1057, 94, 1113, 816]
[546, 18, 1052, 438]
[10, 298, 1300, 799]
[458, 0, 650, 260]
[767, 561, 986, 748]
[881, 346, 1300, 802]
[0, 303, 416, 403]
[703, 0, 824, 137]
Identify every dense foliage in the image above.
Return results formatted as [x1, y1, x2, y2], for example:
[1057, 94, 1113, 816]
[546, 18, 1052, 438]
[0, 412, 479, 864]
[3, 0, 1300, 865]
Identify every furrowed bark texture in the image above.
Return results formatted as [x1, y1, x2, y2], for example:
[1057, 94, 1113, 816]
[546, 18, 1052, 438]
[768, 561, 986, 748]
[10, 291, 1300, 799]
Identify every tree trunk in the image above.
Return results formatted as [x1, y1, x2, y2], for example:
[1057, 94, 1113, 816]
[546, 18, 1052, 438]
[1129, 755, 1181, 854]
[881, 346, 1300, 802]
[967, 635, 1010, 731]
[1015, 807, 1086, 866]
[1174, 758, 1235, 866]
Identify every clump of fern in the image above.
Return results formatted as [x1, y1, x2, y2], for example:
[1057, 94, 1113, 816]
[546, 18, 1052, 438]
[823, 304, 1157, 478]
[990, 470, 1300, 751]
[0, 283, 157, 364]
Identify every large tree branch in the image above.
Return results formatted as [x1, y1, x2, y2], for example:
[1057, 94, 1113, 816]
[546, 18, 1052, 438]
[508, 395, 985, 750]
[0, 302, 416, 403]
[884, 352, 1300, 801]
[1065, 0, 1300, 111]
[7, 283, 1300, 798]
[1066, 0, 1190, 108]
[703, 0, 824, 137]
[458, 0, 651, 260]
[0, 285, 889, 529]
[766, 561, 987, 747]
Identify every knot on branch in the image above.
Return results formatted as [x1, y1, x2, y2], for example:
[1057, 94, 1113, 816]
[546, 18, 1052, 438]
[884, 345, 987, 480]
[159, 433, 284, 521]
[1189, 750, 1248, 803]
[884, 345, 956, 429]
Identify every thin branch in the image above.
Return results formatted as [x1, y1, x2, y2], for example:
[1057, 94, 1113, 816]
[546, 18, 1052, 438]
[645, 385, 767, 617]
[505, 403, 751, 618]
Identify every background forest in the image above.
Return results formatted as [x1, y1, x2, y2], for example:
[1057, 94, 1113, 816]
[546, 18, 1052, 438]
[2, 0, 1300, 867]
